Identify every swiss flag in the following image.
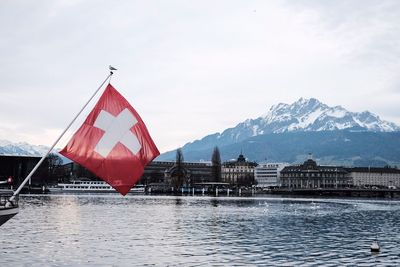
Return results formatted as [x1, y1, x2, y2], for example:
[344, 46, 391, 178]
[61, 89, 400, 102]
[60, 84, 160, 195]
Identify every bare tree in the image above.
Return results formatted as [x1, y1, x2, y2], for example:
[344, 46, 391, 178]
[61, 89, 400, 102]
[47, 153, 63, 175]
[171, 148, 185, 190]
[40, 153, 63, 185]
[176, 148, 184, 169]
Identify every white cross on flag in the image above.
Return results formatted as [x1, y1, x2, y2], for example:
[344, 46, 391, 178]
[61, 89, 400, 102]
[60, 84, 160, 195]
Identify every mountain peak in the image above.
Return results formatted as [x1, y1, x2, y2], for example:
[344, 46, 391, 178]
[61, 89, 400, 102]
[295, 97, 319, 104]
[190, 97, 400, 151]
[158, 97, 400, 163]
[260, 98, 399, 133]
[0, 140, 48, 157]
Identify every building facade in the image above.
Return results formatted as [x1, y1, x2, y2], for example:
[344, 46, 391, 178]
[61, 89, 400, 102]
[222, 154, 258, 186]
[254, 163, 288, 188]
[0, 155, 45, 187]
[280, 159, 350, 189]
[346, 167, 400, 188]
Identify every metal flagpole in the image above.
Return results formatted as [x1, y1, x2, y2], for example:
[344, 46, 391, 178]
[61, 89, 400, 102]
[8, 69, 114, 202]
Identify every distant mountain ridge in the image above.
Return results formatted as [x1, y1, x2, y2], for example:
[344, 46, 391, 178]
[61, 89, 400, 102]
[0, 139, 70, 163]
[261, 98, 399, 133]
[0, 139, 49, 157]
[168, 130, 400, 167]
[158, 98, 400, 165]
[206, 97, 399, 147]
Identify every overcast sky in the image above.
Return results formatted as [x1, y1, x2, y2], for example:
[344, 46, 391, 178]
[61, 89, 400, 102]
[1, 0, 400, 153]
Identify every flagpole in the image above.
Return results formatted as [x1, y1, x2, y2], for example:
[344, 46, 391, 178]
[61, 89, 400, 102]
[8, 70, 114, 202]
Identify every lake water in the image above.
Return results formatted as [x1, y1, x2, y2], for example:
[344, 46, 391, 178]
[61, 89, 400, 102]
[1, 194, 400, 266]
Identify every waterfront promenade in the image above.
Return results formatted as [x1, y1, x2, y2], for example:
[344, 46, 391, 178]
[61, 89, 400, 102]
[147, 185, 400, 198]
[19, 184, 400, 199]
[270, 188, 400, 198]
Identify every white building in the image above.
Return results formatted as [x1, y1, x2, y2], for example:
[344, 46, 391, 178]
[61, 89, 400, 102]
[347, 167, 400, 188]
[255, 163, 288, 188]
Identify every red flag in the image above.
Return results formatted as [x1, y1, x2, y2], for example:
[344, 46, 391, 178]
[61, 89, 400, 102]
[60, 84, 160, 195]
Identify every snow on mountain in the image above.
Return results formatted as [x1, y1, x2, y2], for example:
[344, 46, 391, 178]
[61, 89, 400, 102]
[158, 98, 400, 162]
[0, 139, 50, 157]
[0, 140, 71, 164]
[194, 98, 400, 146]
[261, 98, 399, 133]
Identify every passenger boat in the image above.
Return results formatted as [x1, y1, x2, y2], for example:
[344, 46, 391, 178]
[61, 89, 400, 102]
[49, 180, 145, 194]
[0, 189, 19, 226]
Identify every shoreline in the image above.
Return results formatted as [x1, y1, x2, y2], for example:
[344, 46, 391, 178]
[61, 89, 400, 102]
[19, 186, 400, 199]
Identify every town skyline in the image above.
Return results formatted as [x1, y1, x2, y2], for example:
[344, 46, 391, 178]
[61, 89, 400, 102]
[0, 98, 400, 166]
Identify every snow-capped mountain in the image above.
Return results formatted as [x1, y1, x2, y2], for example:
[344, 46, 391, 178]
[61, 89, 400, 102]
[0, 139, 50, 157]
[158, 98, 400, 163]
[211, 98, 400, 144]
[261, 98, 399, 133]
[0, 140, 71, 164]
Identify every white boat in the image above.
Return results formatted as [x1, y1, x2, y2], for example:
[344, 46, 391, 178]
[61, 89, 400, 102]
[0, 189, 19, 226]
[49, 180, 145, 194]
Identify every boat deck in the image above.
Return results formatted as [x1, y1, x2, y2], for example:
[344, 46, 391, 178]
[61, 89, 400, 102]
[0, 189, 19, 226]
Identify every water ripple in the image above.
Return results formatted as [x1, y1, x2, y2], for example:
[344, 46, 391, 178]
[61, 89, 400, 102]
[1, 195, 400, 266]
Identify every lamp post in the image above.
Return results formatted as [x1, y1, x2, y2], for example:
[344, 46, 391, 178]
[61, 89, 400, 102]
[335, 168, 338, 189]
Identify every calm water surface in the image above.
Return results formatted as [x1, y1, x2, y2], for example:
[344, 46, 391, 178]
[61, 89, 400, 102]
[1, 194, 400, 266]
